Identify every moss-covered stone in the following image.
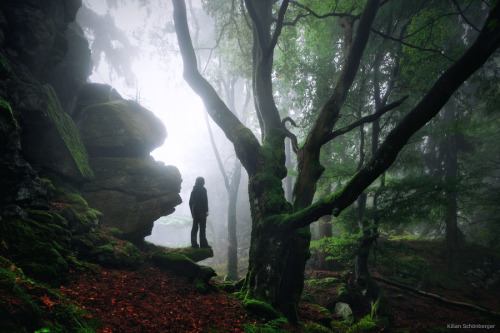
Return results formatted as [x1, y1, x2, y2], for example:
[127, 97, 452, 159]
[219, 281, 236, 293]
[242, 298, 280, 322]
[41, 85, 94, 181]
[194, 266, 217, 294]
[174, 246, 214, 262]
[152, 250, 216, 292]
[0, 256, 97, 332]
[0, 209, 72, 284]
[115, 242, 143, 269]
[0, 259, 43, 332]
[152, 250, 200, 281]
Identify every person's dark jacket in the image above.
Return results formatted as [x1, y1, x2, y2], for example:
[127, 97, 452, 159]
[189, 184, 208, 216]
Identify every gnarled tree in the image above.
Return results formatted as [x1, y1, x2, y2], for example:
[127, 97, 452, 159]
[172, 0, 500, 322]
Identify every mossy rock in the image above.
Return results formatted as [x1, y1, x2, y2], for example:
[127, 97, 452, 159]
[242, 298, 280, 322]
[0, 260, 43, 332]
[0, 257, 97, 332]
[115, 242, 143, 269]
[152, 250, 200, 281]
[174, 246, 214, 262]
[194, 266, 217, 294]
[219, 281, 236, 293]
[307, 277, 341, 288]
[0, 210, 72, 285]
[152, 250, 216, 292]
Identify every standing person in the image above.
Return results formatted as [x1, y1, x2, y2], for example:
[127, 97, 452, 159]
[189, 176, 210, 248]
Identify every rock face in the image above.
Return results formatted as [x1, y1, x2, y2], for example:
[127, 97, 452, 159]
[71, 82, 182, 244]
[82, 156, 182, 243]
[0, 1, 182, 247]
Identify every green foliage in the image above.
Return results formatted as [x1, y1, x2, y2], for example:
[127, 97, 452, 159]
[244, 317, 289, 332]
[310, 233, 359, 266]
[371, 240, 430, 286]
[347, 315, 378, 333]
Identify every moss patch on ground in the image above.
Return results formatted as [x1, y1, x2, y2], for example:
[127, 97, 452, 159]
[152, 250, 216, 293]
[0, 257, 97, 332]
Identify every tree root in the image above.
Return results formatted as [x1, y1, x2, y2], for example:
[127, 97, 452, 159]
[373, 275, 500, 318]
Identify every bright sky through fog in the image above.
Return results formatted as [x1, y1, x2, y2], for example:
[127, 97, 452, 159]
[83, 0, 211, 179]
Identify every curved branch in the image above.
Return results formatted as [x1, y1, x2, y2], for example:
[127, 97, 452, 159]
[282, 117, 298, 153]
[451, 0, 480, 32]
[173, 0, 260, 174]
[289, 0, 356, 20]
[371, 28, 456, 62]
[285, 2, 500, 230]
[269, 0, 289, 53]
[323, 95, 408, 144]
[244, 0, 269, 53]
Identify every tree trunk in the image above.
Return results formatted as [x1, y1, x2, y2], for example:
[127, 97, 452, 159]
[173, 0, 500, 322]
[227, 161, 241, 280]
[317, 215, 334, 270]
[442, 106, 461, 272]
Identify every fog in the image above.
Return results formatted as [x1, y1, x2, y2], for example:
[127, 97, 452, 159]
[79, 0, 252, 270]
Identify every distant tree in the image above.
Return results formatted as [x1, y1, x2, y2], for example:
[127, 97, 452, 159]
[173, 0, 500, 322]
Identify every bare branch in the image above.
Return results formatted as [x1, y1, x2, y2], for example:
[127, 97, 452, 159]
[371, 28, 456, 62]
[289, 0, 356, 20]
[173, 0, 261, 174]
[282, 117, 299, 153]
[323, 96, 409, 144]
[451, 0, 480, 32]
[269, 0, 289, 53]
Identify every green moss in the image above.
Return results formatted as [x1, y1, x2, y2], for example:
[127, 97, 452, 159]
[106, 227, 123, 238]
[242, 298, 280, 322]
[244, 317, 289, 333]
[0, 52, 11, 79]
[347, 315, 378, 332]
[116, 242, 143, 268]
[152, 250, 200, 281]
[91, 243, 115, 256]
[307, 277, 341, 288]
[1, 210, 72, 284]
[194, 266, 217, 294]
[0, 257, 97, 332]
[176, 246, 214, 262]
[219, 281, 236, 293]
[0, 97, 20, 141]
[302, 322, 332, 333]
[0, 259, 43, 332]
[41, 85, 94, 180]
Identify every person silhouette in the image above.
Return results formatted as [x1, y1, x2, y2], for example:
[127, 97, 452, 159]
[189, 176, 210, 248]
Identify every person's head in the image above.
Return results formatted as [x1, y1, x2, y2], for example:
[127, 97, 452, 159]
[195, 176, 205, 186]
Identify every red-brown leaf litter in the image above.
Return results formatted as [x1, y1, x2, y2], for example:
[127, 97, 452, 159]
[60, 267, 256, 332]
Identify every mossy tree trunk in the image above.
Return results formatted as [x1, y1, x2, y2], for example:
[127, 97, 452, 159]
[173, 0, 500, 322]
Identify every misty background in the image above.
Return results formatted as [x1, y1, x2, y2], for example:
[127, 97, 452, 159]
[78, 0, 252, 272]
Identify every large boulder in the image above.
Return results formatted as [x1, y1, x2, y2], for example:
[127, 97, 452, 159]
[75, 98, 167, 157]
[82, 157, 182, 243]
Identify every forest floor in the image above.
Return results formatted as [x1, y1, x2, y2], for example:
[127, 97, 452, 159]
[372, 239, 500, 332]
[58, 240, 500, 332]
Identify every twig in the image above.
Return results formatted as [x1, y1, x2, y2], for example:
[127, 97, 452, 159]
[373, 275, 500, 318]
